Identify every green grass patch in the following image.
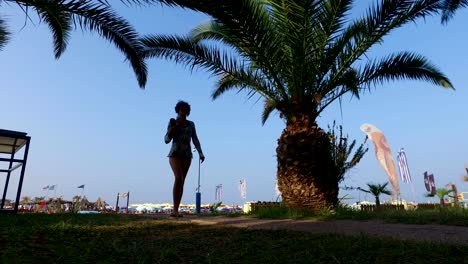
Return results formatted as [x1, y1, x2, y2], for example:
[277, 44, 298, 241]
[1, 214, 466, 263]
[250, 205, 468, 226]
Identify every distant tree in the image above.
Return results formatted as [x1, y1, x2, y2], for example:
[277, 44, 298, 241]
[20, 196, 32, 205]
[209, 202, 222, 213]
[94, 197, 106, 211]
[359, 182, 392, 207]
[426, 188, 454, 205]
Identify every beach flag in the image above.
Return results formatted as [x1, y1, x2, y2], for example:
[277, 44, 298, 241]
[77, 185, 85, 189]
[239, 179, 247, 200]
[215, 184, 222, 201]
[423, 171, 436, 195]
[42, 185, 49, 190]
[48, 185, 56, 191]
[360, 123, 400, 200]
[275, 180, 281, 197]
[120, 192, 129, 198]
[397, 148, 412, 183]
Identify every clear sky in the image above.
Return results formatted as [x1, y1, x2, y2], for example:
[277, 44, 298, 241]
[1, 1, 467, 206]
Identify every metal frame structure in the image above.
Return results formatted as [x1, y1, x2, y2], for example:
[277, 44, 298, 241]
[0, 129, 31, 213]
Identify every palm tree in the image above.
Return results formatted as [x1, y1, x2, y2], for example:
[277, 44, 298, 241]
[20, 196, 32, 205]
[426, 188, 454, 205]
[0, 0, 147, 87]
[139, 0, 453, 211]
[359, 182, 392, 207]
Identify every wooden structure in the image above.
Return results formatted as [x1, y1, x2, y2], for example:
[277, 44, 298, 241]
[0, 129, 31, 213]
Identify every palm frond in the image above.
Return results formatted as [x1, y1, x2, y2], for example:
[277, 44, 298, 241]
[325, 0, 442, 88]
[0, 18, 10, 51]
[440, 0, 468, 23]
[189, 2, 289, 101]
[141, 34, 241, 76]
[142, 34, 277, 101]
[261, 99, 278, 125]
[359, 51, 454, 89]
[267, 0, 324, 98]
[212, 70, 274, 101]
[17, 0, 148, 88]
[328, 122, 368, 183]
[33, 3, 72, 58]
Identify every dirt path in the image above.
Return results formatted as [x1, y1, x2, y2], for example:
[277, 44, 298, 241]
[162, 216, 468, 244]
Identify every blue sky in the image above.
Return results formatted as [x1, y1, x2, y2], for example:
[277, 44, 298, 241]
[0, 1, 467, 206]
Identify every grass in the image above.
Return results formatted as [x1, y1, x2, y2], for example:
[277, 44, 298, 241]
[1, 214, 467, 263]
[250, 205, 468, 226]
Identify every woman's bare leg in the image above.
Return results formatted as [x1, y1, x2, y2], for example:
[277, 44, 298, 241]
[177, 158, 192, 204]
[169, 157, 184, 215]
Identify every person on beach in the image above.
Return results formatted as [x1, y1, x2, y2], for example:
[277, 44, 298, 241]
[165, 101, 205, 217]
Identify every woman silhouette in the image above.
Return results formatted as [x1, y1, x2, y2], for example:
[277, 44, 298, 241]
[165, 101, 205, 217]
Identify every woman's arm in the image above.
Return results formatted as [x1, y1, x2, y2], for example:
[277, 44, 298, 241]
[164, 120, 174, 144]
[191, 122, 205, 160]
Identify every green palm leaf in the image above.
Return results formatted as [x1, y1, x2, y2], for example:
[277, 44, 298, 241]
[142, 34, 276, 101]
[359, 51, 454, 89]
[15, 0, 148, 88]
[0, 18, 10, 51]
[32, 3, 72, 58]
[440, 0, 468, 23]
[140, 0, 453, 125]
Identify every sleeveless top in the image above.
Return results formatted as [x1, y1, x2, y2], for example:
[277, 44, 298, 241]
[164, 119, 203, 158]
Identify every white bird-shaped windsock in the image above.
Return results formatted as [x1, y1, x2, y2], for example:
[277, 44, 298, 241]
[360, 123, 400, 201]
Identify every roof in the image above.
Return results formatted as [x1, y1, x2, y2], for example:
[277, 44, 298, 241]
[0, 129, 29, 154]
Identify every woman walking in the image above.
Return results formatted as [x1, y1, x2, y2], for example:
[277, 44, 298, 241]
[165, 101, 205, 217]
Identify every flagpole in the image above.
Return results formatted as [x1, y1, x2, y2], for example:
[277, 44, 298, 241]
[126, 191, 130, 214]
[115, 193, 120, 213]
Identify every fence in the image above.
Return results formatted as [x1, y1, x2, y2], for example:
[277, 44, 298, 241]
[359, 204, 404, 212]
[250, 202, 282, 212]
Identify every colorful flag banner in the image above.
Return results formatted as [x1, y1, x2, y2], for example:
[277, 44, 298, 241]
[275, 179, 281, 197]
[239, 179, 247, 200]
[360, 123, 400, 200]
[215, 184, 222, 201]
[397, 148, 412, 183]
[423, 171, 436, 195]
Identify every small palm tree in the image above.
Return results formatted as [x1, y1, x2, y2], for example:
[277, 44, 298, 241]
[0, 0, 147, 87]
[359, 182, 392, 207]
[426, 188, 454, 205]
[33, 196, 45, 204]
[209, 202, 223, 213]
[139, 0, 453, 211]
[20, 196, 31, 205]
[95, 197, 106, 211]
[328, 122, 368, 184]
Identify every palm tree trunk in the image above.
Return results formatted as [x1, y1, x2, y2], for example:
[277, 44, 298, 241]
[276, 117, 338, 211]
[375, 196, 380, 207]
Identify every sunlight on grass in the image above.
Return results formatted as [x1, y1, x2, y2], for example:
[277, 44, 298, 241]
[1, 214, 467, 263]
[250, 204, 468, 226]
